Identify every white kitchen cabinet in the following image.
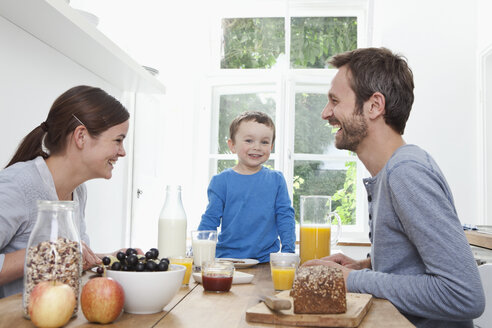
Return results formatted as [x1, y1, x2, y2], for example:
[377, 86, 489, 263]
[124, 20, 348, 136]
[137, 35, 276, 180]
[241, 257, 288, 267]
[0, 0, 165, 253]
[0, 0, 165, 94]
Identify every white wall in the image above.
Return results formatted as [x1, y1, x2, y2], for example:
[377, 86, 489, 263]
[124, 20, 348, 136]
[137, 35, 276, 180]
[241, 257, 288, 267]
[0, 15, 131, 253]
[70, 0, 488, 242]
[477, 0, 492, 224]
[372, 0, 479, 224]
[477, 0, 492, 54]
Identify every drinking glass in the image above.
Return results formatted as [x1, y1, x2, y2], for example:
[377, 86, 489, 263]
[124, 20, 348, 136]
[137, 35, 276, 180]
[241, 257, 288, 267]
[169, 256, 193, 286]
[191, 230, 218, 273]
[201, 260, 234, 293]
[269, 253, 299, 291]
[299, 195, 341, 264]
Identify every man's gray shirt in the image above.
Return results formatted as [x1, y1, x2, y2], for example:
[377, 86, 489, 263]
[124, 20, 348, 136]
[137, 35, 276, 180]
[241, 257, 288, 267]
[347, 145, 485, 328]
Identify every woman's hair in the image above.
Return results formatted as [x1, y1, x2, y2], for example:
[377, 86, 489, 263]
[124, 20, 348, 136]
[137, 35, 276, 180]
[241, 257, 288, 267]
[229, 111, 276, 144]
[329, 47, 414, 135]
[6, 85, 129, 168]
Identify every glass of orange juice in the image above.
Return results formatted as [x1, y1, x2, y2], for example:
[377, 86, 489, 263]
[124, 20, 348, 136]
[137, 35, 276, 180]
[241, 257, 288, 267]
[170, 256, 193, 286]
[299, 196, 342, 264]
[270, 253, 299, 291]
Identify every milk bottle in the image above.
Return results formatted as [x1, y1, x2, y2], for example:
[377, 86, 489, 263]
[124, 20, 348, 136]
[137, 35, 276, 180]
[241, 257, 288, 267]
[158, 185, 187, 258]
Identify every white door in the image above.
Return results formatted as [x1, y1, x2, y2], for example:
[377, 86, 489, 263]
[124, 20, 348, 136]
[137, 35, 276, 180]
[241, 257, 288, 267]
[130, 93, 167, 251]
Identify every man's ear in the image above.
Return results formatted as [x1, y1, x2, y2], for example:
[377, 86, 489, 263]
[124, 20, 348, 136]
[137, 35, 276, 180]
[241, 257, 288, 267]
[367, 92, 386, 119]
[227, 139, 236, 154]
[73, 125, 87, 149]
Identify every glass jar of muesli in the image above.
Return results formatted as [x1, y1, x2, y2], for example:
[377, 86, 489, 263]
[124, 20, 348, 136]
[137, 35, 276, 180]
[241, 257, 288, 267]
[22, 200, 82, 318]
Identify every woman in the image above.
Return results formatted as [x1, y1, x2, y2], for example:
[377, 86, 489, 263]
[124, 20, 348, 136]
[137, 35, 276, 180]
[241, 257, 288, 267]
[0, 85, 130, 298]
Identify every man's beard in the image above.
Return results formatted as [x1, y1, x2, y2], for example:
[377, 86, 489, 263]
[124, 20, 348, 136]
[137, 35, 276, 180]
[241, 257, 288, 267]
[330, 113, 368, 152]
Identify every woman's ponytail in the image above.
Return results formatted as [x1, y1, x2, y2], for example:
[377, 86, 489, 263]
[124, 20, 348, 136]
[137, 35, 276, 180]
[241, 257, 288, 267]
[5, 124, 49, 168]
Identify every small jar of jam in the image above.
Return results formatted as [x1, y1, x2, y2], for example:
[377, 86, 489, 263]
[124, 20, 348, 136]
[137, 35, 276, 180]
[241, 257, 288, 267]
[201, 261, 234, 293]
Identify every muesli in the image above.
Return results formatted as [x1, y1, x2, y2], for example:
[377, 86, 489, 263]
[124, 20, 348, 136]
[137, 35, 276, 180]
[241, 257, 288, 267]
[23, 237, 82, 316]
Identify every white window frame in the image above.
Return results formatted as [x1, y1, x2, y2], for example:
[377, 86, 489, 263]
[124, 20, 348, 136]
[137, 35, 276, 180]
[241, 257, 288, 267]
[197, 0, 371, 242]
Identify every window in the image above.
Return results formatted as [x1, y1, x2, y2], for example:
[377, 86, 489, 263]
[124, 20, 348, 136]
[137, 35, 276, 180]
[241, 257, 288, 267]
[199, 0, 370, 241]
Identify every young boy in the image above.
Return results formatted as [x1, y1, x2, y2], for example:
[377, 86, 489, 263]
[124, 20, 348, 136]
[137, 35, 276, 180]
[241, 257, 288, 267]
[198, 111, 295, 263]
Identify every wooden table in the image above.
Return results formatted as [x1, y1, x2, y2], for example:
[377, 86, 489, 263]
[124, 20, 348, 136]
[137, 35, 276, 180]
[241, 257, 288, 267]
[0, 264, 413, 328]
[465, 230, 492, 249]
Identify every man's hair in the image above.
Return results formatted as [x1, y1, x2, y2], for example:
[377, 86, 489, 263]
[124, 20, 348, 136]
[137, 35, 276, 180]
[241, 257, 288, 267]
[229, 111, 275, 144]
[329, 47, 414, 135]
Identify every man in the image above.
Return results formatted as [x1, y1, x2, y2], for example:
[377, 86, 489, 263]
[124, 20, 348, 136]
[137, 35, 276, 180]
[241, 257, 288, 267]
[304, 47, 485, 328]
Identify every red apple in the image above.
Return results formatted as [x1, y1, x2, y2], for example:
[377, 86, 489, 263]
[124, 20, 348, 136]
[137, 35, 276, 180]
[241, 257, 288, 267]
[28, 281, 76, 328]
[81, 277, 124, 323]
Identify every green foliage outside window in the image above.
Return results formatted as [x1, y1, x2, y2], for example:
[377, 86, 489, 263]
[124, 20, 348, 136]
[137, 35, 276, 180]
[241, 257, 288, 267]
[221, 17, 357, 69]
[221, 18, 285, 69]
[294, 93, 334, 154]
[290, 17, 358, 68]
[332, 161, 357, 224]
[293, 161, 346, 221]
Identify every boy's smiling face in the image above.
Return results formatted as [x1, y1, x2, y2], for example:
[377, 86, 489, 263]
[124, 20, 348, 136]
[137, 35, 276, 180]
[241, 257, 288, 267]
[228, 120, 274, 174]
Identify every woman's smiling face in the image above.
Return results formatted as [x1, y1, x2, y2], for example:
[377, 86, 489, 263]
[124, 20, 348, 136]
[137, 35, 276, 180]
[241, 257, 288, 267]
[82, 120, 129, 180]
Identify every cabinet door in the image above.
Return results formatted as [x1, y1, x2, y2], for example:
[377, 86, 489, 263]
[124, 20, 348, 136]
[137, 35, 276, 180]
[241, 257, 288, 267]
[130, 93, 166, 251]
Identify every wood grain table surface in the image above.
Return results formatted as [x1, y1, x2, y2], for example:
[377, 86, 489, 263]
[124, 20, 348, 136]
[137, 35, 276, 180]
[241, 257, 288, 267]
[0, 263, 414, 328]
[465, 230, 492, 249]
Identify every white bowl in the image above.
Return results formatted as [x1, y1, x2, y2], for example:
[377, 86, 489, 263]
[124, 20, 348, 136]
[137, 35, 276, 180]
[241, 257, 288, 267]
[106, 264, 185, 314]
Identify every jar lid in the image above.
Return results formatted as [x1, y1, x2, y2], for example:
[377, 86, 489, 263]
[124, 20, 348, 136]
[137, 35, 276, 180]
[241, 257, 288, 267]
[36, 200, 78, 210]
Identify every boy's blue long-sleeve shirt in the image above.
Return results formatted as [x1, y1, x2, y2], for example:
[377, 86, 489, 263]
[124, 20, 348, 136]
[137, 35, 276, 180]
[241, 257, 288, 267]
[198, 166, 295, 263]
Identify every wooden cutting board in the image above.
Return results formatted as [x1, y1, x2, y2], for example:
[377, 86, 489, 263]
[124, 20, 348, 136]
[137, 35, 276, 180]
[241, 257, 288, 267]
[246, 291, 373, 327]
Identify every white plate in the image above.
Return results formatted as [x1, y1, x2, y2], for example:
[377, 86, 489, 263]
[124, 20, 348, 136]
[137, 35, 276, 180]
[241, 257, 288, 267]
[217, 258, 259, 268]
[192, 271, 254, 284]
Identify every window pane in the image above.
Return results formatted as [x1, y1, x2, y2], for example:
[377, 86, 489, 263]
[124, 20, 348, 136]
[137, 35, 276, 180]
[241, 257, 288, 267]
[295, 92, 353, 156]
[293, 160, 356, 225]
[217, 159, 274, 174]
[295, 92, 333, 154]
[221, 18, 285, 69]
[290, 17, 357, 69]
[217, 160, 236, 173]
[217, 93, 276, 154]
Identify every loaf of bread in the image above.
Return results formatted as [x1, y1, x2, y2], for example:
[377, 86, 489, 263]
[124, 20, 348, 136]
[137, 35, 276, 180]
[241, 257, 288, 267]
[290, 266, 347, 314]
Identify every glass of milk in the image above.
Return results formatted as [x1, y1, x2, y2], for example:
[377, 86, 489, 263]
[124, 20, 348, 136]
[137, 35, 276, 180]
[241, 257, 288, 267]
[191, 230, 218, 272]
